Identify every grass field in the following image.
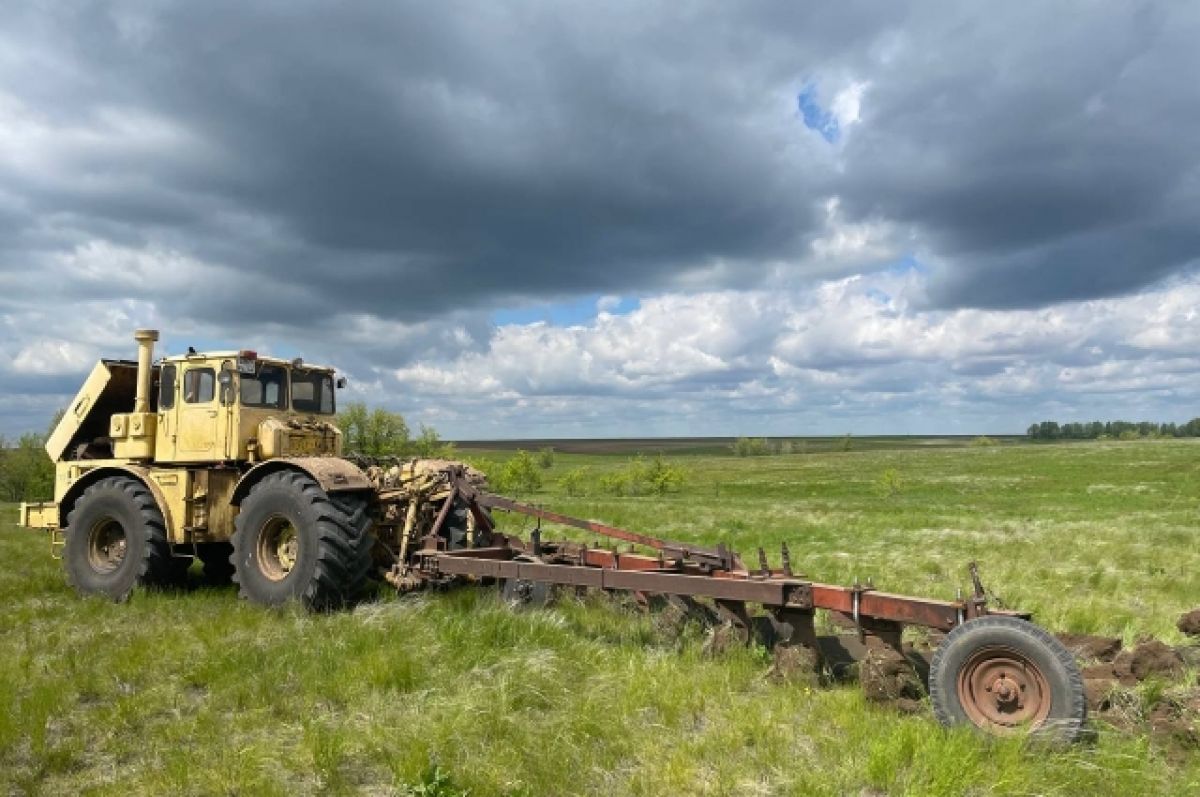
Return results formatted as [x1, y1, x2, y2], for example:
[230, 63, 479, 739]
[3, 439, 1199, 795]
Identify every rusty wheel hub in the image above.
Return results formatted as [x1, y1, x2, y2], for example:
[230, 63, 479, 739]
[87, 518, 127, 573]
[957, 645, 1051, 731]
[257, 515, 299, 581]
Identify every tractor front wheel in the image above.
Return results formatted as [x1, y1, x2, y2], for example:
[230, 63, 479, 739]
[231, 471, 372, 610]
[63, 475, 174, 601]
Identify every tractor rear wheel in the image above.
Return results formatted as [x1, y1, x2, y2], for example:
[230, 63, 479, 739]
[63, 475, 174, 601]
[929, 616, 1085, 743]
[230, 471, 372, 610]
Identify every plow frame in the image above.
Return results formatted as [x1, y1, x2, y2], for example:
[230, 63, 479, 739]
[377, 466, 1089, 743]
[400, 469, 1028, 636]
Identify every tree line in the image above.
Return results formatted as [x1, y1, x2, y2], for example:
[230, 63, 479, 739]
[1026, 419, 1200, 441]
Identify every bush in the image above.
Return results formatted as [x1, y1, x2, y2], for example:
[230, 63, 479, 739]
[537, 447, 556, 469]
[495, 450, 542, 494]
[645, 455, 685, 495]
[971, 435, 998, 447]
[558, 466, 589, 496]
[597, 455, 684, 496]
[732, 437, 772, 457]
[876, 468, 903, 498]
[598, 471, 629, 496]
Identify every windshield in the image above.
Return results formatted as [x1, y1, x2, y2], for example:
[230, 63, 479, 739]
[292, 369, 335, 414]
[240, 363, 288, 409]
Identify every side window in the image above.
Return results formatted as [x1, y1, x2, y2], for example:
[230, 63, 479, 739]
[159, 364, 176, 409]
[183, 368, 215, 404]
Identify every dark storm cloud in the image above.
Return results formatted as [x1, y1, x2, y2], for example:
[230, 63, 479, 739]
[832, 3, 1200, 307]
[0, 1, 869, 323]
[3, 1, 1197, 322]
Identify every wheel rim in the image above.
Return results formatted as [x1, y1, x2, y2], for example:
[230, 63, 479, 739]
[506, 579, 535, 603]
[87, 518, 127, 573]
[256, 515, 300, 581]
[956, 644, 1052, 732]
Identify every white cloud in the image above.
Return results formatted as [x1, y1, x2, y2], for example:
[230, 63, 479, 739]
[376, 270, 1200, 436]
[831, 80, 869, 127]
[11, 339, 96, 375]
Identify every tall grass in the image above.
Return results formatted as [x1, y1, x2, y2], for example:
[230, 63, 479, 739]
[3, 439, 1200, 794]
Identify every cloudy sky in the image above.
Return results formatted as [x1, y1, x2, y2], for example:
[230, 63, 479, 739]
[2, 1, 1199, 439]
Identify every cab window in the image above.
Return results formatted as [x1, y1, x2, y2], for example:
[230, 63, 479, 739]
[183, 368, 215, 404]
[240, 363, 287, 409]
[159, 364, 176, 409]
[292, 369, 335, 414]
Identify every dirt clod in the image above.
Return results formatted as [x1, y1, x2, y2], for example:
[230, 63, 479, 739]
[1112, 640, 1186, 686]
[860, 647, 924, 703]
[1084, 678, 1116, 712]
[768, 644, 821, 684]
[1178, 609, 1200, 637]
[1056, 632, 1122, 662]
[703, 623, 748, 656]
[1148, 699, 1199, 750]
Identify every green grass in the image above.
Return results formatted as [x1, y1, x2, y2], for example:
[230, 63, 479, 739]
[3, 439, 1200, 795]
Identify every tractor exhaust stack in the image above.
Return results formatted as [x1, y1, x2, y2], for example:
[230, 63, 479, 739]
[133, 329, 158, 413]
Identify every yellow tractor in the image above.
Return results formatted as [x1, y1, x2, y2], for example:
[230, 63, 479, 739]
[18, 330, 482, 608]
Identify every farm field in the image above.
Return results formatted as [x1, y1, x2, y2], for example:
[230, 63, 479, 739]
[3, 439, 1200, 795]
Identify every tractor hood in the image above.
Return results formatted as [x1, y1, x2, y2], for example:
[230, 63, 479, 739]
[256, 416, 342, 460]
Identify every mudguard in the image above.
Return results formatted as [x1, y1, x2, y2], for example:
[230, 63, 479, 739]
[231, 457, 372, 505]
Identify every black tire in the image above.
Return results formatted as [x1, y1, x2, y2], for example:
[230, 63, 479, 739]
[230, 471, 372, 610]
[63, 475, 174, 601]
[196, 542, 235, 585]
[929, 616, 1085, 743]
[329, 491, 376, 586]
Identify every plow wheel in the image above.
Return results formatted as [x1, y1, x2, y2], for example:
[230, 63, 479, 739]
[930, 616, 1085, 743]
[500, 556, 552, 608]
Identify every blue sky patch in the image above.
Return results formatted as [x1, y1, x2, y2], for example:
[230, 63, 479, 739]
[492, 294, 640, 327]
[797, 83, 839, 143]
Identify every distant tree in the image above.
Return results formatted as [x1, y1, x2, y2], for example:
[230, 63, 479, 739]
[496, 450, 542, 494]
[336, 401, 410, 456]
[537, 447, 556, 469]
[0, 433, 54, 502]
[411, 424, 454, 458]
[47, 408, 66, 436]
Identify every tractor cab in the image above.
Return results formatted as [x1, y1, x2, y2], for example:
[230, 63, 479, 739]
[154, 349, 343, 464]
